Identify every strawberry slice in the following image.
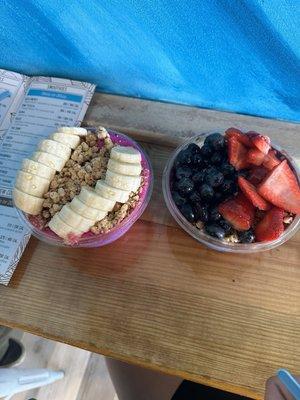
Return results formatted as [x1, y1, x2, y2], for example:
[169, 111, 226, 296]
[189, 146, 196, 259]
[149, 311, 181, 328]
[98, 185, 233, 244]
[248, 166, 269, 185]
[228, 137, 249, 170]
[218, 193, 255, 231]
[238, 176, 270, 210]
[251, 134, 271, 154]
[258, 160, 300, 214]
[255, 207, 285, 242]
[247, 148, 266, 166]
[263, 149, 280, 170]
[225, 128, 252, 147]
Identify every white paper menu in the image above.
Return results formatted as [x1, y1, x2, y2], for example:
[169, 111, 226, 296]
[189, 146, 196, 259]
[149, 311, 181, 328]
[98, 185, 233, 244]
[0, 69, 95, 285]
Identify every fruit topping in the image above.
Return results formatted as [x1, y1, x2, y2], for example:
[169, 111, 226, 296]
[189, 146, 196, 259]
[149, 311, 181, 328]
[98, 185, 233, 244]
[238, 176, 270, 211]
[238, 229, 255, 243]
[205, 224, 226, 239]
[262, 149, 281, 170]
[218, 193, 255, 231]
[176, 177, 194, 196]
[247, 148, 266, 166]
[180, 203, 195, 223]
[204, 133, 225, 151]
[248, 166, 269, 185]
[228, 137, 249, 170]
[225, 128, 252, 147]
[258, 160, 300, 214]
[250, 134, 271, 154]
[255, 207, 285, 242]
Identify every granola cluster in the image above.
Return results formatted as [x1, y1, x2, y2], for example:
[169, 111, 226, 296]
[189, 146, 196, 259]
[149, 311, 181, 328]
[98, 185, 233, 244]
[91, 193, 140, 234]
[40, 130, 113, 222]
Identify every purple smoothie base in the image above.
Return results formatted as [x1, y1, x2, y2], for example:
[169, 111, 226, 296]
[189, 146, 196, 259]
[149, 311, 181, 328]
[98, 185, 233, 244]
[25, 130, 152, 247]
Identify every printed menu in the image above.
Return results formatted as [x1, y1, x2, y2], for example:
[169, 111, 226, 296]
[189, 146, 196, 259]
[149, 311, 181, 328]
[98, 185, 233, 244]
[0, 69, 95, 285]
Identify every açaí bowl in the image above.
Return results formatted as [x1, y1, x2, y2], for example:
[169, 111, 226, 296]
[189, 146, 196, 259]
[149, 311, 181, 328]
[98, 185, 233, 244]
[162, 132, 300, 253]
[16, 129, 153, 247]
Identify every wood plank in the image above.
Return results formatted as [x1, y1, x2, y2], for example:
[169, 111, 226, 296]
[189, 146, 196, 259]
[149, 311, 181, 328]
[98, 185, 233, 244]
[0, 94, 299, 400]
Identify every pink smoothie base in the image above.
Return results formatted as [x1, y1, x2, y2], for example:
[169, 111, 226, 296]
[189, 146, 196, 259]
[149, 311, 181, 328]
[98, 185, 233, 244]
[20, 130, 153, 248]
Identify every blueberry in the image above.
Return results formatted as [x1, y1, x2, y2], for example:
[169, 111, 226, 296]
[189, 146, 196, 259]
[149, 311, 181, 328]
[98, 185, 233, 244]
[174, 149, 193, 167]
[205, 166, 219, 176]
[199, 184, 214, 201]
[211, 152, 224, 165]
[238, 229, 255, 243]
[200, 144, 212, 158]
[192, 153, 203, 167]
[176, 177, 194, 196]
[172, 191, 186, 207]
[192, 170, 206, 185]
[206, 171, 224, 188]
[204, 133, 225, 151]
[221, 163, 235, 177]
[205, 223, 226, 239]
[187, 143, 201, 155]
[213, 192, 225, 203]
[209, 207, 221, 222]
[220, 179, 236, 195]
[175, 166, 192, 180]
[189, 191, 202, 205]
[180, 203, 195, 223]
[219, 218, 233, 235]
[194, 204, 209, 222]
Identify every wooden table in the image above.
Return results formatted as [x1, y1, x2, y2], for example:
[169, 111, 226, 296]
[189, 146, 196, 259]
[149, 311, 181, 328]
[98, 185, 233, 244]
[1, 94, 300, 399]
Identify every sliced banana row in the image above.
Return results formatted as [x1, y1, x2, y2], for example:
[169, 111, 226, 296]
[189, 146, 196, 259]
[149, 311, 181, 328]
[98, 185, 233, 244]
[49, 145, 143, 239]
[13, 127, 83, 215]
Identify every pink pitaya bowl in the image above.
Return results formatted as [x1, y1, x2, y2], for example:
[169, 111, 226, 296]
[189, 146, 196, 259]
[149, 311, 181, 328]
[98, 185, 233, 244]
[15, 129, 153, 247]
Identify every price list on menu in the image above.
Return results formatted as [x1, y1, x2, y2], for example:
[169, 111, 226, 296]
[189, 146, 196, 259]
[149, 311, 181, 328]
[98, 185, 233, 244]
[0, 70, 95, 285]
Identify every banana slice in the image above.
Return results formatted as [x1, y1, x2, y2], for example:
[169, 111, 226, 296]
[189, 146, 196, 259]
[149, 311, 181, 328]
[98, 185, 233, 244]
[70, 197, 107, 221]
[58, 127, 88, 136]
[15, 170, 50, 197]
[95, 180, 130, 203]
[78, 186, 115, 211]
[31, 151, 66, 172]
[48, 213, 81, 239]
[105, 170, 141, 192]
[21, 159, 56, 181]
[110, 146, 141, 164]
[13, 187, 44, 215]
[58, 204, 95, 232]
[50, 132, 80, 149]
[107, 158, 142, 176]
[38, 139, 71, 160]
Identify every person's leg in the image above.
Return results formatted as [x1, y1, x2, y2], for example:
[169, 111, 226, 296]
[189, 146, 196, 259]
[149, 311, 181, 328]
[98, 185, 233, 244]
[0, 325, 25, 367]
[105, 358, 182, 400]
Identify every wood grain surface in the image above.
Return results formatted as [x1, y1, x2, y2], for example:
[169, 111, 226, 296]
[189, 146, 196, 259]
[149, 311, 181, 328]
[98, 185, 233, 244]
[1, 94, 300, 399]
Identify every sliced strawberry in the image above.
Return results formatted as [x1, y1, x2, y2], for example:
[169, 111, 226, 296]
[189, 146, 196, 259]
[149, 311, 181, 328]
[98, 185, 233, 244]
[228, 137, 249, 170]
[258, 160, 300, 214]
[251, 134, 271, 154]
[225, 128, 252, 147]
[255, 207, 285, 242]
[262, 149, 281, 170]
[246, 131, 259, 139]
[218, 193, 255, 231]
[247, 148, 266, 166]
[248, 166, 269, 185]
[238, 176, 270, 210]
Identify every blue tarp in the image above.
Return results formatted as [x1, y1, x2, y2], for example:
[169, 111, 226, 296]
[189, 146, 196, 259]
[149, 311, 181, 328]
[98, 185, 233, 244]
[0, 0, 299, 122]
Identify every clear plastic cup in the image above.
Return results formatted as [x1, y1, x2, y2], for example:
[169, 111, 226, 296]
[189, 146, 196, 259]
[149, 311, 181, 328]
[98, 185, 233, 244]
[162, 132, 300, 253]
[16, 129, 153, 247]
